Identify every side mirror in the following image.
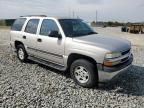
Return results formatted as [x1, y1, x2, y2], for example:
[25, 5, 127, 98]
[49, 31, 62, 39]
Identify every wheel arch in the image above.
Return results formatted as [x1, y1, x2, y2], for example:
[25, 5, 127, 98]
[15, 41, 24, 49]
[67, 53, 97, 69]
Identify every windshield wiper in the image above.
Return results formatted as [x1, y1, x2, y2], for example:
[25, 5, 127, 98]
[70, 31, 98, 37]
[86, 31, 97, 35]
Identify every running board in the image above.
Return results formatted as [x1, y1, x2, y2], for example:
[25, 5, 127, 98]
[28, 56, 66, 71]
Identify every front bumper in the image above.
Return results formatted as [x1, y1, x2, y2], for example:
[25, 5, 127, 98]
[97, 54, 133, 83]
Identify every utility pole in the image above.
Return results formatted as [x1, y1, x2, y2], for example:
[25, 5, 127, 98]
[95, 10, 98, 23]
[73, 11, 75, 18]
[77, 16, 79, 19]
[68, 7, 71, 17]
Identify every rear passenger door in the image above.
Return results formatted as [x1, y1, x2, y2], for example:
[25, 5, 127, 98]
[37, 19, 65, 65]
[23, 19, 40, 56]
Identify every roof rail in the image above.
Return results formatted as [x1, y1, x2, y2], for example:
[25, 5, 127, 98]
[20, 15, 47, 17]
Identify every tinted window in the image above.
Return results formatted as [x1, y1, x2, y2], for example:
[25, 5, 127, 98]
[59, 19, 96, 37]
[40, 19, 59, 36]
[25, 19, 39, 34]
[11, 18, 26, 31]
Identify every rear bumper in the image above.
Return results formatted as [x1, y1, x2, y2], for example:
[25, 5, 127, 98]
[97, 54, 133, 83]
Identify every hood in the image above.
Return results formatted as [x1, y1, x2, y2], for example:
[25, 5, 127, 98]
[72, 34, 131, 52]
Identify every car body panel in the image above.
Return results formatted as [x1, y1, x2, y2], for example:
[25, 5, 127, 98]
[72, 34, 131, 52]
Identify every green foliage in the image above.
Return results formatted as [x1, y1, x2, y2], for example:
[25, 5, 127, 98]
[0, 19, 15, 26]
[107, 21, 113, 26]
[106, 21, 123, 27]
[91, 21, 125, 27]
[0, 20, 6, 26]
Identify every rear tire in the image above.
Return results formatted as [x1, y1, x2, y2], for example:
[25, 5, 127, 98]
[70, 59, 98, 88]
[16, 44, 28, 62]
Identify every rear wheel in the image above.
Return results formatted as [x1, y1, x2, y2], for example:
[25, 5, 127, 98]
[70, 59, 98, 88]
[16, 45, 28, 62]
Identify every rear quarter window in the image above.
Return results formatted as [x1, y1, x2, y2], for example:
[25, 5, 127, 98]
[11, 18, 26, 31]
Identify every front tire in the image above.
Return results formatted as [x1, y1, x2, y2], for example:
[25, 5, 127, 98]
[16, 45, 28, 62]
[70, 59, 98, 88]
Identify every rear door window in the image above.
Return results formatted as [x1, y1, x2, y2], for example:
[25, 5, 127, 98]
[11, 18, 26, 31]
[25, 19, 39, 34]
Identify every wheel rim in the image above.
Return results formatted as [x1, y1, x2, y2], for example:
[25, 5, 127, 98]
[18, 48, 24, 60]
[74, 66, 89, 83]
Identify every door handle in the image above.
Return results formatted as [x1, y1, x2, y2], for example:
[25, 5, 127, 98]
[23, 36, 26, 39]
[37, 38, 42, 42]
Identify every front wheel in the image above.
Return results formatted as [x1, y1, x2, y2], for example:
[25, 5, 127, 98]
[70, 59, 98, 88]
[16, 45, 28, 62]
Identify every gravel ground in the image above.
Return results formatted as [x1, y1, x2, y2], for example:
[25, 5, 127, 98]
[0, 28, 144, 108]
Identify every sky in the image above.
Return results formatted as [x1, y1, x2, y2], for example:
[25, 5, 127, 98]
[0, 0, 144, 22]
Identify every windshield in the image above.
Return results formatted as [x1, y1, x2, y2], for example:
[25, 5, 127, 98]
[59, 19, 97, 37]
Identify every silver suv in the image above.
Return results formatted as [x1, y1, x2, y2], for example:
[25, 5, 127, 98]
[10, 15, 133, 87]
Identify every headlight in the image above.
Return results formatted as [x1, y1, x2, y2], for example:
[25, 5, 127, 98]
[105, 52, 121, 59]
[104, 52, 122, 66]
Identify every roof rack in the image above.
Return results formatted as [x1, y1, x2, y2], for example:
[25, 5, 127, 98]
[20, 15, 47, 17]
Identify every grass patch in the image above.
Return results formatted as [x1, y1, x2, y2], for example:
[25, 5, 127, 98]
[0, 26, 11, 29]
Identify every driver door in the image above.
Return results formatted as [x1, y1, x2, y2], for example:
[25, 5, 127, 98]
[36, 19, 65, 65]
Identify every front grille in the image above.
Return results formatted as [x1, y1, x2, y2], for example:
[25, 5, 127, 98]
[122, 49, 130, 55]
[121, 57, 129, 62]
